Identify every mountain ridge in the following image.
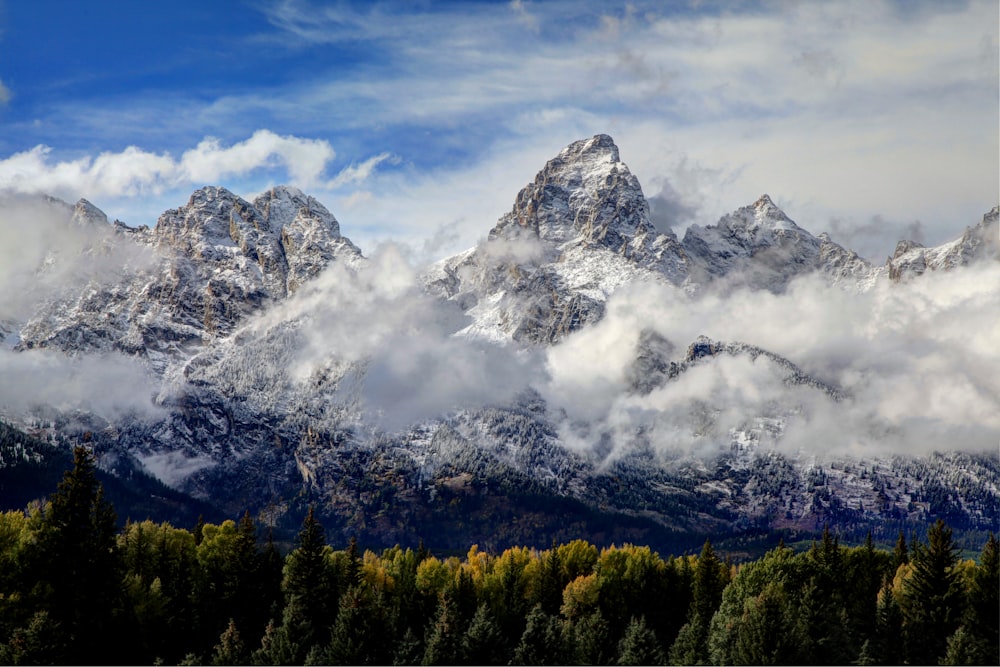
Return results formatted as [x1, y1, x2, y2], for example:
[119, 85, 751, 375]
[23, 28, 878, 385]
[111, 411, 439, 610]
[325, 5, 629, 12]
[1, 134, 997, 548]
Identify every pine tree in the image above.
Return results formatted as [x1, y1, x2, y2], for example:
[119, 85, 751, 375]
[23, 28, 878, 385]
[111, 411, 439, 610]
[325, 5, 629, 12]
[392, 627, 423, 666]
[568, 610, 613, 666]
[0, 610, 64, 665]
[618, 615, 666, 665]
[325, 585, 394, 665]
[26, 446, 122, 664]
[510, 604, 566, 666]
[422, 594, 463, 666]
[901, 520, 964, 665]
[460, 604, 505, 666]
[536, 543, 564, 616]
[892, 529, 908, 571]
[670, 540, 723, 665]
[871, 577, 904, 666]
[278, 507, 336, 663]
[731, 582, 804, 666]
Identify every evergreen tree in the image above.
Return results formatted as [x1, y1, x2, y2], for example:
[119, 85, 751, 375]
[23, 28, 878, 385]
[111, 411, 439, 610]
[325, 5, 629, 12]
[568, 609, 614, 666]
[277, 507, 337, 663]
[0, 610, 64, 665]
[731, 582, 803, 666]
[510, 604, 566, 666]
[671, 540, 725, 665]
[892, 530, 909, 571]
[870, 577, 904, 666]
[460, 604, 505, 666]
[26, 446, 122, 664]
[618, 615, 666, 666]
[250, 618, 297, 666]
[844, 532, 889, 652]
[901, 519, 965, 665]
[954, 533, 999, 665]
[325, 585, 394, 665]
[392, 627, 424, 667]
[423, 594, 464, 666]
[535, 543, 564, 616]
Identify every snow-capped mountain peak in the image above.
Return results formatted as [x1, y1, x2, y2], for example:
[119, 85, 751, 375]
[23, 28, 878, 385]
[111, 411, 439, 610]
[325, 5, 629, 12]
[488, 133, 660, 249]
[70, 198, 110, 227]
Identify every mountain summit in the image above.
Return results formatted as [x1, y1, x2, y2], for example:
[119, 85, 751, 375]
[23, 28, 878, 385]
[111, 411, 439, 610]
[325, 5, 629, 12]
[489, 134, 658, 249]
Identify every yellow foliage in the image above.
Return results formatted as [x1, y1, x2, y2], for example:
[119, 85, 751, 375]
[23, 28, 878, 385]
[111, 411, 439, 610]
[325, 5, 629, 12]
[561, 573, 600, 619]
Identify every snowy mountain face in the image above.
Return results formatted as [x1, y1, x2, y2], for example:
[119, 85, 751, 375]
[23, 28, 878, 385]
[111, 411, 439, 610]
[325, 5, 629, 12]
[424, 135, 688, 344]
[886, 206, 998, 281]
[15, 186, 362, 370]
[1, 135, 998, 548]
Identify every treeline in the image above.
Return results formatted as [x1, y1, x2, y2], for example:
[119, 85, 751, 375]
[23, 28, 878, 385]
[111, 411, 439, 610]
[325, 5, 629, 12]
[0, 447, 997, 666]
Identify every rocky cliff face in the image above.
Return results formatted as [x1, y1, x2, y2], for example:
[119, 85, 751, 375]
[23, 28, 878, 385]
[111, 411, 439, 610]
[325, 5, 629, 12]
[16, 186, 363, 368]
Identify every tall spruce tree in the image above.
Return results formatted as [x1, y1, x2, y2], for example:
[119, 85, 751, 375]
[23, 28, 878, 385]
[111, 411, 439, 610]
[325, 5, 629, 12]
[670, 541, 724, 665]
[901, 519, 964, 665]
[271, 507, 337, 663]
[27, 446, 122, 664]
[618, 615, 666, 666]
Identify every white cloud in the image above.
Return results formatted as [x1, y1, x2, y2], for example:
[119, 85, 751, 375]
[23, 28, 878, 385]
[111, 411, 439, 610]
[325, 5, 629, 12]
[0, 80, 11, 106]
[540, 261, 1000, 460]
[178, 130, 336, 187]
[0, 347, 161, 421]
[0, 130, 350, 201]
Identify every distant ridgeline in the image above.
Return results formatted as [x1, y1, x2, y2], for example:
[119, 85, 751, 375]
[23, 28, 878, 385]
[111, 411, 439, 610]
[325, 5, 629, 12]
[0, 447, 996, 665]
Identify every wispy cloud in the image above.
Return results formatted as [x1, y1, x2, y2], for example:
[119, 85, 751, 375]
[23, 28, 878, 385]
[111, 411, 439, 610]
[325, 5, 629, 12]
[0, 130, 395, 205]
[326, 152, 399, 188]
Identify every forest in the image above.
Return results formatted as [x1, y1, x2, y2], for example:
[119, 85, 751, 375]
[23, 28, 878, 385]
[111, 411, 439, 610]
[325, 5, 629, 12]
[0, 447, 996, 666]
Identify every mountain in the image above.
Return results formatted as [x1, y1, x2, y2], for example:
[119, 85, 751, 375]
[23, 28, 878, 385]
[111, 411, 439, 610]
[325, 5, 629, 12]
[16, 186, 362, 369]
[1, 135, 997, 551]
[886, 205, 999, 281]
[424, 134, 687, 344]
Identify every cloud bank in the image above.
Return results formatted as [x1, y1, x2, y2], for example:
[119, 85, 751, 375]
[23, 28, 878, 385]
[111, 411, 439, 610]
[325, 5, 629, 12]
[542, 261, 1000, 460]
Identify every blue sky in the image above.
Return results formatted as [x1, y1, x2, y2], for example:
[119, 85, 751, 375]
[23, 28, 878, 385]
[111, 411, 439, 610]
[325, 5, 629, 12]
[0, 0, 996, 261]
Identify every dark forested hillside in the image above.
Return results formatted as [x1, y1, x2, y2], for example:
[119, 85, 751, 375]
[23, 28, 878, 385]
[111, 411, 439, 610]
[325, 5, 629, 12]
[0, 448, 996, 665]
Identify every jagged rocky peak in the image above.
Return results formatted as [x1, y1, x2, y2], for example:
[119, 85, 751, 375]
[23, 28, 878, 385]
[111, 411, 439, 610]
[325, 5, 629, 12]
[717, 193, 806, 239]
[680, 194, 829, 290]
[682, 193, 812, 254]
[154, 186, 261, 250]
[891, 239, 925, 259]
[887, 205, 999, 281]
[253, 185, 341, 238]
[71, 198, 109, 227]
[489, 134, 659, 249]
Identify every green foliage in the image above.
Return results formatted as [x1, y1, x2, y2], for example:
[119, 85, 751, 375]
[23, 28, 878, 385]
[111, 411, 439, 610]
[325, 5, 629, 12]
[210, 619, 247, 666]
[618, 615, 666, 665]
[461, 604, 505, 665]
[22, 447, 123, 663]
[510, 604, 566, 666]
[900, 519, 965, 664]
[672, 540, 726, 664]
[1, 460, 997, 666]
[960, 532, 999, 665]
